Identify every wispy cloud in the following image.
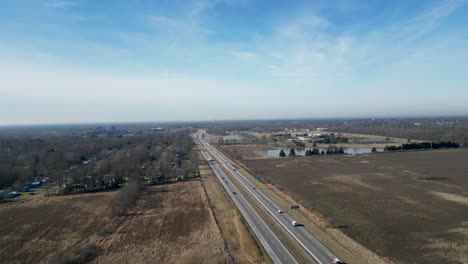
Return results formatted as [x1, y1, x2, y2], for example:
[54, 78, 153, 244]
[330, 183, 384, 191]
[145, 13, 212, 44]
[384, 0, 465, 45]
[231, 51, 257, 60]
[46, 0, 78, 8]
[190, 0, 251, 17]
[253, 0, 467, 84]
[411, 0, 464, 38]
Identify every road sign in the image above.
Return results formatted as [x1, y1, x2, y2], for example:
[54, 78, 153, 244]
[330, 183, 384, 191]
[254, 175, 261, 181]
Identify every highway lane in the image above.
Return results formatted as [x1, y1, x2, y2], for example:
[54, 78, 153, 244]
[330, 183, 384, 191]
[194, 134, 298, 264]
[197, 131, 340, 264]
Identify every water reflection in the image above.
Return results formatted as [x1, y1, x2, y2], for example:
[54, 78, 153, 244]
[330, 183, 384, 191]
[260, 147, 383, 157]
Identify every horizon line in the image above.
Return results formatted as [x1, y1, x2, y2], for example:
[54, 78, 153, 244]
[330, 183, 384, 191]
[1, 113, 468, 127]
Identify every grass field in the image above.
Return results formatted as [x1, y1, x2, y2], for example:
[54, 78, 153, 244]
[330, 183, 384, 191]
[219, 145, 468, 264]
[0, 180, 228, 264]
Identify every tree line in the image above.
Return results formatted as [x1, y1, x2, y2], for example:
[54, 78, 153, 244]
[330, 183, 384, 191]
[384, 141, 460, 151]
[279, 147, 345, 157]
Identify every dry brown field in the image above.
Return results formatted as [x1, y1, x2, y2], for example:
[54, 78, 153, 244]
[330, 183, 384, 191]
[0, 180, 228, 264]
[220, 145, 468, 264]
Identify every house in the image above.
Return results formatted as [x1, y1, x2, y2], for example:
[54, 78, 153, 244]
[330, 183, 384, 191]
[102, 175, 118, 189]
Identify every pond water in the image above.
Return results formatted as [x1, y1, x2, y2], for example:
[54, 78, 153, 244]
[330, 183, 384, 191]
[260, 147, 383, 157]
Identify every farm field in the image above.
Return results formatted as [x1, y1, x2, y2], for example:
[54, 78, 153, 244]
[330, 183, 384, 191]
[0, 180, 228, 264]
[219, 145, 468, 264]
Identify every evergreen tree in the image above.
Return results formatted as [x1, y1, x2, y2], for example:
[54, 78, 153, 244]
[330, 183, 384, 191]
[279, 149, 286, 157]
[371, 147, 377, 153]
[321, 150, 325, 155]
[289, 148, 296, 156]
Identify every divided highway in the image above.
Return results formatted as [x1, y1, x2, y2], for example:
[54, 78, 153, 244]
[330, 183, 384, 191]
[196, 130, 341, 264]
[194, 133, 298, 264]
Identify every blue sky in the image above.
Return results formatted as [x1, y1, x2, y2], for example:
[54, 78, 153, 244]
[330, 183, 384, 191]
[1, 0, 468, 124]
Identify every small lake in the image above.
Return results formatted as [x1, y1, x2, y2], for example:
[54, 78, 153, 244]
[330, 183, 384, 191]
[260, 147, 383, 157]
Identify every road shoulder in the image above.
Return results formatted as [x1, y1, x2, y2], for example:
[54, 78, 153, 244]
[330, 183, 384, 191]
[198, 152, 268, 264]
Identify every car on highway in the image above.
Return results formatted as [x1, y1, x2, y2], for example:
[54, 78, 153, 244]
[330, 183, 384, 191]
[291, 220, 299, 226]
[277, 209, 284, 213]
[332, 258, 346, 264]
[232, 191, 237, 195]
[253, 186, 256, 190]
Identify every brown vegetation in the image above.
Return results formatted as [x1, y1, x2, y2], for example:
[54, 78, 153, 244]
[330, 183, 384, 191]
[0, 180, 227, 264]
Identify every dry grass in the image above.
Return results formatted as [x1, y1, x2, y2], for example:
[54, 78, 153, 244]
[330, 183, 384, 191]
[0, 180, 228, 264]
[432, 192, 468, 206]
